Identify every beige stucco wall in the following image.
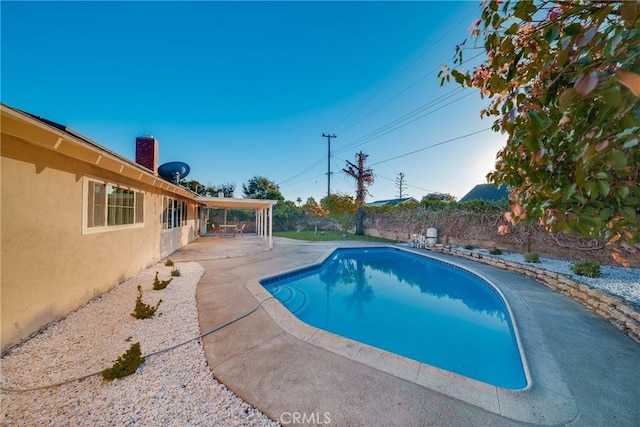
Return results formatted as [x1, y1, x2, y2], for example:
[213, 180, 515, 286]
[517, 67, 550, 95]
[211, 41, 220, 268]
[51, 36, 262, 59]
[1, 134, 201, 350]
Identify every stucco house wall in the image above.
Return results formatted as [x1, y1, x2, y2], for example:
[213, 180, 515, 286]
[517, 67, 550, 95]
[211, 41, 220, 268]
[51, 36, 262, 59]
[1, 105, 203, 350]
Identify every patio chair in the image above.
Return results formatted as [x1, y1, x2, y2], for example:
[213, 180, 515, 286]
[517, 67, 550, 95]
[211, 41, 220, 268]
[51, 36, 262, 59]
[234, 223, 245, 237]
[211, 224, 222, 235]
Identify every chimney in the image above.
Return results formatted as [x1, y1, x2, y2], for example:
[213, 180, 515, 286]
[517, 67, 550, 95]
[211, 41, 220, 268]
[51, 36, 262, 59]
[135, 135, 158, 175]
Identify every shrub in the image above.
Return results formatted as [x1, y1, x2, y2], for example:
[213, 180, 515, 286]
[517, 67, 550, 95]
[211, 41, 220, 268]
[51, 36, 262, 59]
[102, 342, 145, 381]
[170, 268, 181, 277]
[463, 245, 475, 250]
[489, 248, 503, 255]
[152, 271, 173, 290]
[165, 259, 174, 267]
[131, 286, 161, 319]
[524, 252, 540, 263]
[570, 261, 601, 278]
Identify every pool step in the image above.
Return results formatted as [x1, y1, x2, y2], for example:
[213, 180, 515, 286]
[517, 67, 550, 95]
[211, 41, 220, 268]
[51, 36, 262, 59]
[270, 284, 307, 314]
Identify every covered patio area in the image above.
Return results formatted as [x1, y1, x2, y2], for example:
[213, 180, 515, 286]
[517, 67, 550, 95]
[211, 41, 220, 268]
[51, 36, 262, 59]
[195, 197, 278, 249]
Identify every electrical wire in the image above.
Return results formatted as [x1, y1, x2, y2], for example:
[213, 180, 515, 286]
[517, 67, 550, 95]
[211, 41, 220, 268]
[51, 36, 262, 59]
[369, 127, 492, 167]
[328, 6, 479, 135]
[333, 88, 473, 156]
[0, 297, 275, 393]
[375, 173, 440, 194]
[335, 51, 485, 138]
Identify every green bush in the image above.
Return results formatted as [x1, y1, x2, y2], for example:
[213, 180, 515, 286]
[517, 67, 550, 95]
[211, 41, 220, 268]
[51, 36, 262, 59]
[570, 261, 601, 278]
[170, 268, 181, 277]
[152, 271, 173, 290]
[102, 342, 145, 381]
[131, 286, 161, 319]
[489, 248, 503, 255]
[165, 259, 174, 267]
[524, 252, 540, 263]
[463, 245, 475, 250]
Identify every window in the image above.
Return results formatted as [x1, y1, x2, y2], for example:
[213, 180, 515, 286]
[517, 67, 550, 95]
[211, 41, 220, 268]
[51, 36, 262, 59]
[162, 198, 190, 229]
[85, 178, 144, 231]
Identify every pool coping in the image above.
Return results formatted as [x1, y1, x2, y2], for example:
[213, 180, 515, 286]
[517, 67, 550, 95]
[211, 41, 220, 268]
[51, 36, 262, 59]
[245, 244, 579, 425]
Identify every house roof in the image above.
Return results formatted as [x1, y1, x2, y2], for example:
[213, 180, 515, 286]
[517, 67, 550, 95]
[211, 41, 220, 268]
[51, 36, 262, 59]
[367, 197, 418, 207]
[195, 196, 277, 210]
[459, 183, 509, 203]
[2, 103, 279, 210]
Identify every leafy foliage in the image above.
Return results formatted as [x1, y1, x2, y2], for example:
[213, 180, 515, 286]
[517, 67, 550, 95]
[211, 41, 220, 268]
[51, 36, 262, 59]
[489, 247, 503, 255]
[524, 252, 541, 263]
[170, 268, 181, 277]
[321, 193, 358, 233]
[206, 182, 236, 198]
[132, 285, 162, 318]
[304, 198, 330, 233]
[441, 1, 640, 247]
[152, 272, 173, 290]
[242, 176, 284, 201]
[570, 260, 601, 277]
[164, 259, 174, 267]
[102, 342, 145, 381]
[181, 179, 206, 194]
[273, 200, 303, 231]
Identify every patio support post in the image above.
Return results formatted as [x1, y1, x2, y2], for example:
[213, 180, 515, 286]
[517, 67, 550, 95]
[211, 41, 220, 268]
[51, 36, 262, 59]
[268, 204, 273, 249]
[263, 208, 267, 240]
[255, 209, 259, 237]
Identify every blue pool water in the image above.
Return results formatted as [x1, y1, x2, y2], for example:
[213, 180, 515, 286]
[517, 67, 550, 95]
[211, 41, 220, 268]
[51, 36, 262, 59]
[262, 247, 527, 389]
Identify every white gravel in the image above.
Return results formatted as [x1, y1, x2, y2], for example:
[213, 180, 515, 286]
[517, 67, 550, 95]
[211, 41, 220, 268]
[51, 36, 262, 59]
[1, 261, 279, 427]
[454, 247, 640, 305]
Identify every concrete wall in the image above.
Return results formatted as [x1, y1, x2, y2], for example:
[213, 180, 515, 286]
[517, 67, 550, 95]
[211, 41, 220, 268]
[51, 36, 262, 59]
[1, 133, 201, 351]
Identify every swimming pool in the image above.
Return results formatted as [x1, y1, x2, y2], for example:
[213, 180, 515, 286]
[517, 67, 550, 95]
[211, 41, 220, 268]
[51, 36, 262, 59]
[261, 247, 527, 389]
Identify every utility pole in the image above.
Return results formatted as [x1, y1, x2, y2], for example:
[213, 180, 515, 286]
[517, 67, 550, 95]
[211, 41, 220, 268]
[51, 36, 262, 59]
[322, 133, 337, 198]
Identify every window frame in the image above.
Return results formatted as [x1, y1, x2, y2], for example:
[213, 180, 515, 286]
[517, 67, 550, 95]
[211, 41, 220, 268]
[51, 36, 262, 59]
[83, 176, 145, 234]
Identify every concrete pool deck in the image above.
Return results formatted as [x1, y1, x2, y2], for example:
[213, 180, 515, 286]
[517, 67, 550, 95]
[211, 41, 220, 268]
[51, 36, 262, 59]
[170, 235, 640, 426]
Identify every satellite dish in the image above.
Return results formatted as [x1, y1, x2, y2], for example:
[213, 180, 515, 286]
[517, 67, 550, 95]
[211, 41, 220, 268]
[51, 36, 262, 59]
[158, 161, 190, 183]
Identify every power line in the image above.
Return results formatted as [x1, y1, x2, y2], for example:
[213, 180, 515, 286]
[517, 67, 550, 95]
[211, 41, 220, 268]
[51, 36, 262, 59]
[328, 6, 479, 135]
[277, 157, 326, 186]
[375, 173, 440, 194]
[369, 127, 492, 167]
[334, 89, 477, 156]
[335, 51, 485, 138]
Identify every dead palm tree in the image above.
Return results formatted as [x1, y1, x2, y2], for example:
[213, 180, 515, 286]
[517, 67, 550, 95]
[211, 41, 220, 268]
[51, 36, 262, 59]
[343, 151, 374, 235]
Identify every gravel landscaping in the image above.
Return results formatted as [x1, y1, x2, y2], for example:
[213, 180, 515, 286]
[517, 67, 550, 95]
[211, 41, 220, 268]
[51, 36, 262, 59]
[2, 247, 638, 426]
[454, 246, 640, 305]
[1, 261, 278, 426]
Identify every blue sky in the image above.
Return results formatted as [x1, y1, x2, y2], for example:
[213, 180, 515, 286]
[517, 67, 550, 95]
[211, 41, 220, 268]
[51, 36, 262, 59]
[2, 1, 505, 202]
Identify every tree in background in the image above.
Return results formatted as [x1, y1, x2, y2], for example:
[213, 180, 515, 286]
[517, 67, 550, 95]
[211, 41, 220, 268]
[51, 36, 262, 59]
[304, 197, 330, 234]
[242, 176, 284, 201]
[396, 172, 408, 199]
[440, 1, 640, 257]
[321, 193, 358, 235]
[343, 152, 375, 235]
[421, 192, 456, 204]
[273, 200, 303, 231]
[182, 179, 206, 194]
[206, 182, 236, 198]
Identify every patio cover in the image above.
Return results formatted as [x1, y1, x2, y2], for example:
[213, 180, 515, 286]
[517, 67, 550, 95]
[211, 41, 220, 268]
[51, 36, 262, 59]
[195, 197, 278, 249]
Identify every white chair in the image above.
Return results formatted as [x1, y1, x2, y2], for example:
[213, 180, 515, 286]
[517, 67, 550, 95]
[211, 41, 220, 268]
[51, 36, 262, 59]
[234, 223, 245, 237]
